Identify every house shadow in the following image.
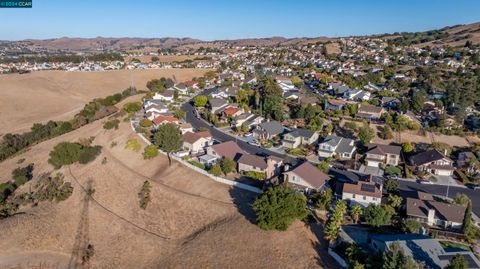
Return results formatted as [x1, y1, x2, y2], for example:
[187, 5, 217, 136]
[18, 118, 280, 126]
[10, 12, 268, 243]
[228, 187, 259, 224]
[307, 221, 342, 268]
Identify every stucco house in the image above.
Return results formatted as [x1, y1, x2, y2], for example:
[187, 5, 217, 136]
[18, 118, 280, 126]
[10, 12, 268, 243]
[182, 131, 212, 154]
[317, 135, 356, 159]
[284, 162, 330, 191]
[237, 154, 283, 179]
[365, 143, 401, 167]
[409, 150, 454, 176]
[341, 180, 382, 207]
[282, 128, 319, 149]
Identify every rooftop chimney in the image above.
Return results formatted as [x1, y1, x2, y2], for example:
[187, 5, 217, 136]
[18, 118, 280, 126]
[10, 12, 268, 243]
[427, 209, 435, 226]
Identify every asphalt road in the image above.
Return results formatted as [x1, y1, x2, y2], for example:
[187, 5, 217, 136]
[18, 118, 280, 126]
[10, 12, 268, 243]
[182, 92, 480, 215]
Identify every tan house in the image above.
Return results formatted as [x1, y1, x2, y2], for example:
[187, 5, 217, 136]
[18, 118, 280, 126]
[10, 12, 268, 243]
[284, 162, 330, 191]
[182, 131, 212, 154]
[206, 141, 246, 161]
[237, 154, 283, 179]
[365, 143, 401, 167]
[356, 104, 384, 120]
[282, 128, 319, 149]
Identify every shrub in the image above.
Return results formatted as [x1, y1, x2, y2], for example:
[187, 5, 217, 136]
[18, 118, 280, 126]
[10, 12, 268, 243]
[139, 118, 152, 128]
[78, 145, 102, 164]
[188, 160, 206, 170]
[82, 244, 95, 264]
[103, 119, 120, 130]
[209, 164, 222, 176]
[32, 173, 73, 202]
[193, 95, 208, 107]
[403, 219, 422, 233]
[138, 181, 151, 210]
[123, 102, 141, 113]
[143, 145, 159, 160]
[48, 142, 83, 169]
[245, 171, 267, 180]
[384, 166, 402, 176]
[125, 139, 142, 152]
[12, 163, 34, 187]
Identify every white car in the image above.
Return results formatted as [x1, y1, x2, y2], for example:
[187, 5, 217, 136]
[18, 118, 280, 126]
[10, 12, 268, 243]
[417, 179, 433, 185]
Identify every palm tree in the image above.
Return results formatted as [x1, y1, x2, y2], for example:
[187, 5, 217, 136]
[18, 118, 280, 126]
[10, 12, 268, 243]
[350, 205, 363, 223]
[324, 220, 340, 246]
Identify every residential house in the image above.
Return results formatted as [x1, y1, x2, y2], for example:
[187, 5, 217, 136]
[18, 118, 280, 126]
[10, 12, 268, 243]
[380, 97, 400, 109]
[341, 179, 382, 207]
[356, 105, 384, 120]
[237, 154, 283, 179]
[153, 89, 175, 102]
[409, 150, 454, 176]
[144, 102, 169, 120]
[152, 115, 179, 128]
[182, 131, 212, 154]
[324, 99, 346, 111]
[282, 128, 319, 149]
[231, 112, 256, 128]
[206, 141, 245, 161]
[221, 106, 243, 119]
[242, 114, 265, 129]
[252, 120, 285, 141]
[179, 123, 194, 134]
[317, 135, 356, 159]
[208, 98, 229, 114]
[457, 151, 479, 175]
[173, 83, 189, 95]
[370, 234, 480, 269]
[284, 162, 330, 191]
[345, 89, 371, 101]
[406, 192, 466, 230]
[275, 76, 295, 92]
[240, 76, 257, 86]
[365, 143, 402, 167]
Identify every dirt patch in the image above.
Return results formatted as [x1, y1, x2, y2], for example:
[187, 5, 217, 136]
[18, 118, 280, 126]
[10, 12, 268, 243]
[0, 68, 209, 134]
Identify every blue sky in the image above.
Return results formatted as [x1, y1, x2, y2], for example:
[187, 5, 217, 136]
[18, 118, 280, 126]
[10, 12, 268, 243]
[1, 0, 479, 40]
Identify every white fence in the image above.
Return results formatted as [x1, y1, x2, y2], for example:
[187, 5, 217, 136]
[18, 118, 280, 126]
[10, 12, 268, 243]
[130, 121, 262, 194]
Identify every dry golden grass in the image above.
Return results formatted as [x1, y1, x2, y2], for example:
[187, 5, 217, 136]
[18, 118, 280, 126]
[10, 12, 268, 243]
[0, 69, 208, 135]
[0, 97, 327, 269]
[124, 55, 200, 63]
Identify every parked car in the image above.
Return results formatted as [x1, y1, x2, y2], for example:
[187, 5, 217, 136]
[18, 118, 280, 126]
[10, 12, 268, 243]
[466, 183, 480, 190]
[417, 179, 432, 185]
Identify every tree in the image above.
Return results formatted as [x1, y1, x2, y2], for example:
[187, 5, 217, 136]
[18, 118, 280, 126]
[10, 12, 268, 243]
[259, 77, 284, 121]
[383, 242, 423, 269]
[454, 193, 471, 206]
[350, 204, 363, 223]
[154, 123, 182, 165]
[143, 145, 159, 160]
[364, 204, 392, 227]
[381, 126, 394, 140]
[358, 123, 375, 147]
[139, 118, 153, 128]
[48, 142, 82, 169]
[324, 219, 340, 245]
[316, 161, 330, 173]
[291, 76, 304, 87]
[123, 102, 141, 113]
[384, 179, 400, 193]
[221, 157, 236, 175]
[316, 188, 333, 210]
[445, 254, 467, 269]
[252, 185, 307, 231]
[402, 142, 414, 153]
[209, 164, 222, 176]
[387, 194, 403, 208]
[403, 219, 421, 234]
[193, 95, 208, 107]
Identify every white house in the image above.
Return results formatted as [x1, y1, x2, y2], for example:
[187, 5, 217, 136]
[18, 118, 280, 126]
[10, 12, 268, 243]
[341, 180, 382, 207]
[317, 135, 356, 159]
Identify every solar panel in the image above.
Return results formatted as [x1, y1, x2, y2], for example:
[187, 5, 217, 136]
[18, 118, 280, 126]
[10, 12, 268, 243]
[360, 183, 375, 193]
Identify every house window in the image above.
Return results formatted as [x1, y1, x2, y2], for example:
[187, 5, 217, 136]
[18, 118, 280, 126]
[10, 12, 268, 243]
[363, 196, 366, 200]
[372, 198, 376, 201]
[352, 194, 356, 199]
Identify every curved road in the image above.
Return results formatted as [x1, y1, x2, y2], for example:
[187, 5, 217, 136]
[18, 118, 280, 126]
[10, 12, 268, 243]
[182, 94, 480, 215]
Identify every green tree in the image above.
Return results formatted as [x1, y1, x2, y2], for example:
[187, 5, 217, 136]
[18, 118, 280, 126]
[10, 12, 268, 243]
[454, 193, 471, 206]
[350, 204, 363, 223]
[193, 95, 208, 107]
[259, 77, 284, 121]
[402, 142, 414, 153]
[384, 179, 400, 193]
[383, 242, 422, 269]
[252, 185, 307, 231]
[364, 204, 392, 227]
[209, 163, 222, 176]
[358, 123, 375, 147]
[387, 194, 403, 208]
[48, 142, 82, 169]
[316, 188, 333, 210]
[403, 219, 422, 234]
[123, 102, 142, 113]
[445, 254, 467, 269]
[316, 161, 330, 173]
[143, 145, 159, 160]
[154, 123, 182, 165]
[221, 157, 236, 175]
[291, 76, 304, 87]
[324, 219, 340, 245]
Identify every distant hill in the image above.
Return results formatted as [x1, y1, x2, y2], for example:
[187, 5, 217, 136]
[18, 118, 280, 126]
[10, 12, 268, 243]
[2, 22, 479, 53]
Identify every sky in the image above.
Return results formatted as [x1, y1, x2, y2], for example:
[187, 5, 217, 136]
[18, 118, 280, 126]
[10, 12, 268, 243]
[1, 0, 479, 40]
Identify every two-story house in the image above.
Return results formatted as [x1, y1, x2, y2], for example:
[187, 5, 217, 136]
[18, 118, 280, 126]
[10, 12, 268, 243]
[252, 120, 285, 141]
[341, 179, 382, 207]
[284, 162, 330, 191]
[237, 154, 283, 179]
[324, 99, 346, 111]
[409, 149, 454, 176]
[317, 135, 356, 159]
[365, 143, 402, 167]
[208, 98, 229, 114]
[356, 104, 384, 120]
[282, 128, 319, 149]
[182, 131, 213, 154]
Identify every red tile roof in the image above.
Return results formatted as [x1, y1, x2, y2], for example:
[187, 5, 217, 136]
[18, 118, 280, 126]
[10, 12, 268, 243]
[152, 115, 178, 125]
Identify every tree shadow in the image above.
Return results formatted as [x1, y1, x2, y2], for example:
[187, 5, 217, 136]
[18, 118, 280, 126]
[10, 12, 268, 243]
[228, 187, 258, 225]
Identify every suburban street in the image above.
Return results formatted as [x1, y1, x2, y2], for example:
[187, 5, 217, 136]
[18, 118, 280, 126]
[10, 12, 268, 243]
[182, 93, 480, 216]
